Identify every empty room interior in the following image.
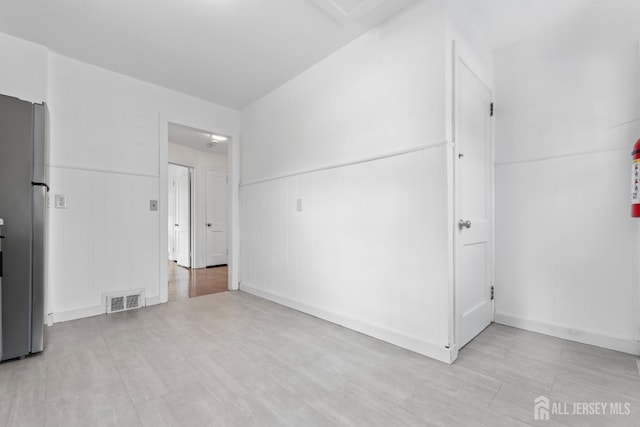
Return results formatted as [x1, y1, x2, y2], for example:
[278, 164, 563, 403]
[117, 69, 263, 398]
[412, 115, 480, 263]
[0, 0, 639, 425]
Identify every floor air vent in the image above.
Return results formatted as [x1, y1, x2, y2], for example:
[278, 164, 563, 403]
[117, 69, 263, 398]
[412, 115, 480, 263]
[104, 289, 145, 314]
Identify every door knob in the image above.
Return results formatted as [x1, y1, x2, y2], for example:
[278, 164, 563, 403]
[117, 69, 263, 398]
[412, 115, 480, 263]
[174, 224, 179, 227]
[458, 219, 471, 229]
[207, 223, 212, 227]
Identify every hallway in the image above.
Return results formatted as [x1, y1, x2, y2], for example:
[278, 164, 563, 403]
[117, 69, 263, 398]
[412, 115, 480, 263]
[167, 261, 228, 301]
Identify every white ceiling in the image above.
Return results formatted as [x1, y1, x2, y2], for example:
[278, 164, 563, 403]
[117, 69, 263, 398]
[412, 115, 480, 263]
[169, 123, 228, 155]
[0, 0, 416, 109]
[0, 0, 596, 110]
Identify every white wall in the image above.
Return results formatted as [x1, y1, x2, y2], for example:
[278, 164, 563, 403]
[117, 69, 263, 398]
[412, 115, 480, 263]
[168, 142, 227, 268]
[38, 52, 239, 321]
[241, 0, 447, 184]
[494, 0, 640, 354]
[48, 168, 159, 317]
[0, 32, 47, 103]
[240, 0, 458, 362]
[445, 0, 494, 100]
[241, 148, 451, 357]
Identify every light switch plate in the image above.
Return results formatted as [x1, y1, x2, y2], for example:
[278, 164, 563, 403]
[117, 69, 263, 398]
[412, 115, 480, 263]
[54, 194, 67, 209]
[150, 200, 158, 211]
[296, 198, 302, 212]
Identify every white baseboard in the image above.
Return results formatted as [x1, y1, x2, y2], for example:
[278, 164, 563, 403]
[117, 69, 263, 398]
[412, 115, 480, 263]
[494, 313, 640, 356]
[52, 295, 164, 324]
[52, 305, 104, 323]
[241, 284, 456, 364]
[146, 295, 162, 306]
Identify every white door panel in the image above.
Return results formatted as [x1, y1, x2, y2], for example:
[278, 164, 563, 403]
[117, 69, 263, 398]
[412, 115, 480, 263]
[176, 169, 191, 268]
[206, 170, 228, 266]
[455, 56, 493, 349]
[168, 177, 177, 261]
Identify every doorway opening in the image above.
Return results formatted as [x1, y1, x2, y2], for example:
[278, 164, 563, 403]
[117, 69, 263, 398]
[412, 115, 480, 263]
[166, 122, 230, 301]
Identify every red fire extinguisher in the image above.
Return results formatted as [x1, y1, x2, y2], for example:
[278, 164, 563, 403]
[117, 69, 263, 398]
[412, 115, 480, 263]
[632, 138, 640, 217]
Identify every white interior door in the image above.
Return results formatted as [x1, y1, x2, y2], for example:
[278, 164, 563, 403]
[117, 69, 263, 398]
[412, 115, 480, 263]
[454, 56, 493, 349]
[176, 168, 191, 268]
[206, 170, 228, 266]
[168, 176, 177, 261]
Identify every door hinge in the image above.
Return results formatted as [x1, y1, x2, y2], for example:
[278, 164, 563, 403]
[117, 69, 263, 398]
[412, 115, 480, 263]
[490, 102, 494, 117]
[491, 285, 495, 300]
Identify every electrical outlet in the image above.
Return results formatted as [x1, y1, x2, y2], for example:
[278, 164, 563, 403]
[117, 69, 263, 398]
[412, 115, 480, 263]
[54, 194, 67, 209]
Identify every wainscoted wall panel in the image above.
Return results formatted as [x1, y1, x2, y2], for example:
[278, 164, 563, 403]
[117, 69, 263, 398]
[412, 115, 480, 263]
[494, 1, 640, 353]
[241, 146, 451, 358]
[495, 149, 638, 351]
[48, 167, 159, 319]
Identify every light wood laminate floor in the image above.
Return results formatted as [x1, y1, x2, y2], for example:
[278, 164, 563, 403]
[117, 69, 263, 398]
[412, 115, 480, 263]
[168, 261, 228, 301]
[1, 291, 639, 426]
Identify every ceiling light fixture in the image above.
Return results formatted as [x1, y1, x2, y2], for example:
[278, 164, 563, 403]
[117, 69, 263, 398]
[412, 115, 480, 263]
[209, 133, 228, 142]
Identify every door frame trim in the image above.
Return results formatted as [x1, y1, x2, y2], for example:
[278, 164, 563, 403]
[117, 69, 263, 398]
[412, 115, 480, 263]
[158, 114, 240, 304]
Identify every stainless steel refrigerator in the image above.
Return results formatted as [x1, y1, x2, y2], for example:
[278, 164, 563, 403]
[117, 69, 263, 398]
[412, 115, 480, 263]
[0, 94, 46, 361]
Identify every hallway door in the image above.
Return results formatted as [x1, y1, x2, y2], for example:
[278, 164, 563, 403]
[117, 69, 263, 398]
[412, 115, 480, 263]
[454, 56, 493, 349]
[176, 168, 191, 268]
[206, 170, 228, 266]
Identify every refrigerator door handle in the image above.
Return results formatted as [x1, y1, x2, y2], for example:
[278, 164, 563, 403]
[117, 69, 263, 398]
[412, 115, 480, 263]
[31, 182, 49, 192]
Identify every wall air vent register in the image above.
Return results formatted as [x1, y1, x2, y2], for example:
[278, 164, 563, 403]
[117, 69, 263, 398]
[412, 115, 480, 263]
[104, 289, 145, 314]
